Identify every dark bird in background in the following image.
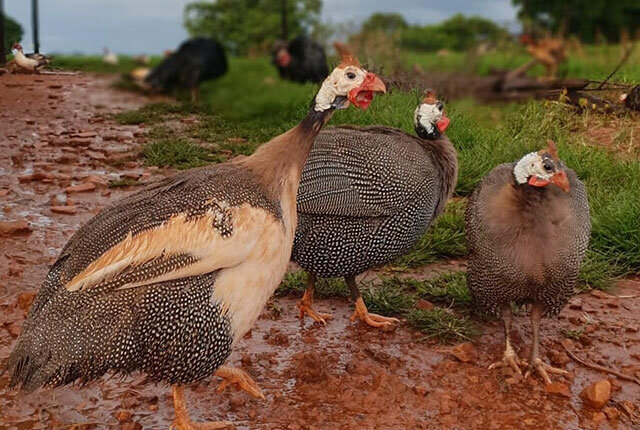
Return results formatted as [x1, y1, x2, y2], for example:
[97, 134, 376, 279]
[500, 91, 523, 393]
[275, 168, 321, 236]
[292, 90, 457, 329]
[4, 50, 385, 429]
[272, 35, 328, 84]
[145, 37, 228, 102]
[465, 140, 590, 384]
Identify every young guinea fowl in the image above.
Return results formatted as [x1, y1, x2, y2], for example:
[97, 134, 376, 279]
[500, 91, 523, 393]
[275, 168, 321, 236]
[5, 54, 385, 429]
[465, 140, 590, 384]
[292, 90, 457, 329]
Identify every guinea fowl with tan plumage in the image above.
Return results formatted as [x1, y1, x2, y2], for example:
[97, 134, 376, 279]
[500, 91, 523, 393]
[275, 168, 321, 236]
[5, 52, 385, 429]
[292, 89, 457, 329]
[465, 140, 590, 384]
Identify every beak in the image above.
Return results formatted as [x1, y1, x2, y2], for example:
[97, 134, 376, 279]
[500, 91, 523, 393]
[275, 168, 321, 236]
[348, 72, 386, 109]
[436, 114, 450, 133]
[551, 171, 570, 192]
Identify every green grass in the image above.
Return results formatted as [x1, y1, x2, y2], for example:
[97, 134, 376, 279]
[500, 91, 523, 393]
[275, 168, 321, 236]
[50, 54, 162, 75]
[275, 272, 349, 298]
[103, 53, 637, 291]
[407, 308, 479, 343]
[382, 272, 472, 307]
[361, 281, 416, 316]
[141, 139, 221, 169]
[407, 44, 640, 83]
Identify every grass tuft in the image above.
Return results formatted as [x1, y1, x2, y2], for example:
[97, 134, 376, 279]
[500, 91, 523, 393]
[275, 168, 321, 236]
[275, 272, 349, 298]
[407, 308, 479, 343]
[361, 282, 415, 316]
[141, 139, 221, 169]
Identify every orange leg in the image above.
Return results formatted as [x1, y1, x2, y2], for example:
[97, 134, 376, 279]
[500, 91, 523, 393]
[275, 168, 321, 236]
[297, 272, 333, 324]
[347, 276, 399, 329]
[171, 385, 233, 430]
[214, 365, 264, 399]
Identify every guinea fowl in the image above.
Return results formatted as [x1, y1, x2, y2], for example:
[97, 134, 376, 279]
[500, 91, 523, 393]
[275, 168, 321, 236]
[465, 140, 590, 384]
[145, 37, 228, 102]
[272, 35, 328, 84]
[5, 53, 385, 429]
[11, 43, 49, 72]
[292, 90, 457, 328]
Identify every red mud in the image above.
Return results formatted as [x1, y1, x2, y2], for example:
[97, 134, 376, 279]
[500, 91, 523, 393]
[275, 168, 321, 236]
[0, 74, 639, 429]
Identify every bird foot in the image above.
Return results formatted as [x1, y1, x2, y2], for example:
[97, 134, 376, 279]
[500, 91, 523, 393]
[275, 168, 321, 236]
[488, 349, 527, 375]
[215, 365, 265, 399]
[350, 298, 399, 329]
[297, 289, 333, 324]
[170, 418, 234, 430]
[525, 357, 568, 385]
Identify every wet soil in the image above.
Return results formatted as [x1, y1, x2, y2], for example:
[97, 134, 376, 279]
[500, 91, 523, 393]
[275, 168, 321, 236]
[0, 74, 639, 430]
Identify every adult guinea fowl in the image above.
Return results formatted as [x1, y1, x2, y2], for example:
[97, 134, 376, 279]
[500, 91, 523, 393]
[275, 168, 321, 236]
[272, 35, 328, 84]
[5, 53, 385, 429]
[11, 43, 49, 72]
[292, 90, 456, 328]
[145, 37, 228, 102]
[465, 140, 590, 384]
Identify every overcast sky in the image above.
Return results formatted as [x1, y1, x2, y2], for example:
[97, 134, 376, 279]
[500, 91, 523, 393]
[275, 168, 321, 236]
[4, 0, 518, 54]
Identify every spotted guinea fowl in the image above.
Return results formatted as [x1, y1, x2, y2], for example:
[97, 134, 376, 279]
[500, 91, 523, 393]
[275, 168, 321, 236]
[272, 35, 328, 84]
[292, 90, 457, 329]
[145, 37, 228, 102]
[5, 53, 385, 429]
[465, 140, 590, 384]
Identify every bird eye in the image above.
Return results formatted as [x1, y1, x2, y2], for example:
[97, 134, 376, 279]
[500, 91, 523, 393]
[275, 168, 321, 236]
[346, 72, 356, 80]
[436, 101, 444, 111]
[543, 159, 554, 172]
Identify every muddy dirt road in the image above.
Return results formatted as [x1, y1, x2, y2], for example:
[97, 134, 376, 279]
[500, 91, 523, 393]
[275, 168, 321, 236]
[0, 74, 638, 429]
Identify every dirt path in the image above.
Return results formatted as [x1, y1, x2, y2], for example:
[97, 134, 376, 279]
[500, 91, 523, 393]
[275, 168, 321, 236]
[0, 74, 638, 430]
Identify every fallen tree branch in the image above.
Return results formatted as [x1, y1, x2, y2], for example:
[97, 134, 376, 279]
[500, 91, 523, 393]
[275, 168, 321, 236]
[563, 345, 640, 385]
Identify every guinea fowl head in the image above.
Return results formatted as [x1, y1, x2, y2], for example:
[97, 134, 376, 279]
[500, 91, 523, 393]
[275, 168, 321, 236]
[414, 89, 450, 139]
[11, 43, 23, 52]
[272, 41, 291, 67]
[513, 140, 570, 192]
[313, 43, 386, 112]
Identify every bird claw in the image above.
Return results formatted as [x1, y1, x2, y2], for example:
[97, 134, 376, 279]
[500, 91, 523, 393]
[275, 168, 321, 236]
[215, 366, 265, 400]
[297, 300, 333, 325]
[524, 358, 568, 385]
[489, 350, 527, 375]
[351, 309, 400, 329]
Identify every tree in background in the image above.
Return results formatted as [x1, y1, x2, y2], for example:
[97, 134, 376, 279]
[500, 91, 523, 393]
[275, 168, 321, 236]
[184, 0, 322, 55]
[401, 14, 509, 52]
[3, 13, 23, 53]
[361, 12, 408, 36]
[512, 0, 640, 43]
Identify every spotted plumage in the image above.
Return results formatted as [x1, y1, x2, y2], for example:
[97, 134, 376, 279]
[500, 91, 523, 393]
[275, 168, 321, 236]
[465, 144, 591, 384]
[293, 126, 457, 277]
[292, 95, 457, 328]
[465, 162, 590, 317]
[7, 163, 286, 391]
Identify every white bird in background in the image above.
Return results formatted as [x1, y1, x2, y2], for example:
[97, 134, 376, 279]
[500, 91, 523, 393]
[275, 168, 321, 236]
[103, 47, 119, 65]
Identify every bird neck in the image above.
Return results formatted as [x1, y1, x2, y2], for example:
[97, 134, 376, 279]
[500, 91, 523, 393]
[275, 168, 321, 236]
[242, 105, 335, 202]
[418, 135, 458, 215]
